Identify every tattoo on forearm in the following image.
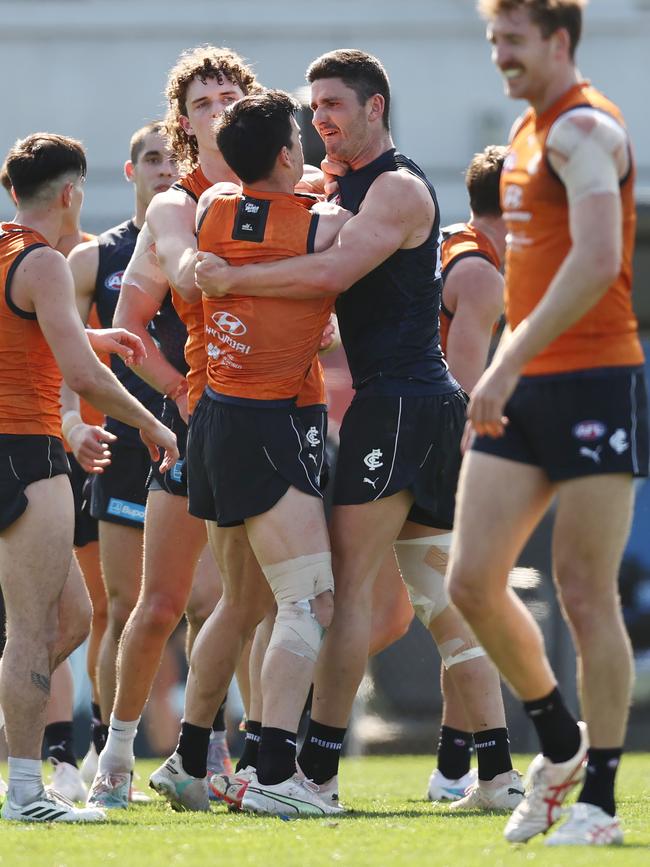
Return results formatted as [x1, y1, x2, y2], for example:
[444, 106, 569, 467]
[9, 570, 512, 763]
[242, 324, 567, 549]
[31, 671, 51, 695]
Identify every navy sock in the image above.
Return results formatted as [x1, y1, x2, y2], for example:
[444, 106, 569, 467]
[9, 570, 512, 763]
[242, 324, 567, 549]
[256, 727, 297, 786]
[474, 727, 513, 781]
[236, 720, 261, 772]
[176, 721, 211, 778]
[578, 747, 622, 817]
[44, 721, 77, 767]
[212, 701, 226, 733]
[90, 703, 108, 755]
[436, 726, 473, 780]
[523, 687, 581, 763]
[297, 720, 346, 785]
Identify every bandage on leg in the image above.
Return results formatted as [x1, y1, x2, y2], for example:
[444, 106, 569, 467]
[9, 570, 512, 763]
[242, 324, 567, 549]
[395, 534, 453, 628]
[438, 636, 486, 669]
[263, 553, 334, 662]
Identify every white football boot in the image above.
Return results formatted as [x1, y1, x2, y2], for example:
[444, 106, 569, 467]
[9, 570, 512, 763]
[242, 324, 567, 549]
[504, 720, 589, 843]
[2, 789, 106, 822]
[49, 759, 88, 803]
[149, 752, 209, 812]
[242, 771, 340, 816]
[448, 769, 524, 811]
[209, 766, 255, 810]
[86, 770, 130, 809]
[427, 768, 478, 802]
[545, 803, 623, 846]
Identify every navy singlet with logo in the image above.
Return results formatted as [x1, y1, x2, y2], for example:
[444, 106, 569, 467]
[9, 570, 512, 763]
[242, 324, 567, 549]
[335, 148, 457, 396]
[94, 220, 163, 445]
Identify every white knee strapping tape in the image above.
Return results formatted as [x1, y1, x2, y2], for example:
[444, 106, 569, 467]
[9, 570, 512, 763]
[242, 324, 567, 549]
[263, 552, 333, 662]
[438, 636, 487, 669]
[394, 535, 453, 627]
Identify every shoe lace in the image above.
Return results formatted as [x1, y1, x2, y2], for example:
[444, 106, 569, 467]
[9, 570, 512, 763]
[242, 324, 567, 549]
[44, 787, 75, 808]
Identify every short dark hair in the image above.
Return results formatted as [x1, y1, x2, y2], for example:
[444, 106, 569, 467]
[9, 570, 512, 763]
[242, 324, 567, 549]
[130, 121, 166, 164]
[465, 145, 507, 217]
[216, 89, 299, 185]
[307, 49, 391, 131]
[478, 0, 586, 59]
[4, 133, 86, 202]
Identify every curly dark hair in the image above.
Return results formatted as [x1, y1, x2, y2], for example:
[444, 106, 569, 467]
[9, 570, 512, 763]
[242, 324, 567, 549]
[163, 45, 259, 173]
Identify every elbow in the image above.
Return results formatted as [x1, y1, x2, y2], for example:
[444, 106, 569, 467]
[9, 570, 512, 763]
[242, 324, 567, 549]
[317, 262, 347, 297]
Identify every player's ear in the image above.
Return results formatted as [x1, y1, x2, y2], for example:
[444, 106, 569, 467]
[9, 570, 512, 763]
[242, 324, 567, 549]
[179, 114, 195, 138]
[124, 160, 135, 183]
[367, 93, 385, 124]
[61, 181, 73, 208]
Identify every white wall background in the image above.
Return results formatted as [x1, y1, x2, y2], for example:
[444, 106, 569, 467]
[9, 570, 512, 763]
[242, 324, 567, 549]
[1, 0, 649, 231]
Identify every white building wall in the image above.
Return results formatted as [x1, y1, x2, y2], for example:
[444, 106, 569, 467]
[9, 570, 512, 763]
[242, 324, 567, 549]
[1, 0, 649, 230]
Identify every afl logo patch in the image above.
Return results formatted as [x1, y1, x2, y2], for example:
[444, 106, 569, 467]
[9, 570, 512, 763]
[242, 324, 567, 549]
[105, 271, 124, 292]
[572, 420, 607, 442]
[211, 311, 247, 336]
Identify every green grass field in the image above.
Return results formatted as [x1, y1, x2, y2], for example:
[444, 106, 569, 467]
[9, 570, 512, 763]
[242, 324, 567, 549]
[1, 755, 649, 866]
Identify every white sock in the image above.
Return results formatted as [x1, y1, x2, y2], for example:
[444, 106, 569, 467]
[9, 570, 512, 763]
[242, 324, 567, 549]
[97, 715, 140, 774]
[8, 756, 44, 806]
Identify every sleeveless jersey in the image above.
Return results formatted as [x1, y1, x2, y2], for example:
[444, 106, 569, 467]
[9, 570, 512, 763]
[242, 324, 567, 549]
[152, 290, 189, 376]
[501, 81, 642, 376]
[95, 220, 163, 445]
[439, 222, 501, 355]
[198, 188, 331, 401]
[173, 168, 326, 411]
[0, 224, 61, 436]
[170, 169, 212, 412]
[335, 148, 456, 395]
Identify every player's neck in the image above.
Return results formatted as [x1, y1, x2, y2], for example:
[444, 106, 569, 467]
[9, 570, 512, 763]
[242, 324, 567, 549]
[198, 146, 239, 186]
[244, 171, 294, 196]
[346, 131, 394, 172]
[13, 206, 64, 248]
[529, 65, 581, 116]
[470, 213, 506, 266]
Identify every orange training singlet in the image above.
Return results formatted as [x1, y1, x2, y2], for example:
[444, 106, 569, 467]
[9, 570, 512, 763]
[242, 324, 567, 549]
[439, 222, 501, 356]
[198, 188, 332, 401]
[501, 81, 642, 376]
[0, 224, 62, 437]
[170, 168, 213, 413]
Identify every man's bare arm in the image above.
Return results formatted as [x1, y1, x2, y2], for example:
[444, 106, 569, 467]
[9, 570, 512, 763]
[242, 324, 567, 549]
[444, 258, 503, 393]
[196, 170, 434, 300]
[15, 247, 178, 467]
[67, 239, 99, 323]
[146, 189, 201, 304]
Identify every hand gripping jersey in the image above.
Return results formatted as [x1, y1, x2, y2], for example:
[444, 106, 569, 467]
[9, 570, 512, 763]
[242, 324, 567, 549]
[197, 188, 331, 401]
[0, 224, 62, 436]
[501, 81, 643, 376]
[439, 222, 501, 355]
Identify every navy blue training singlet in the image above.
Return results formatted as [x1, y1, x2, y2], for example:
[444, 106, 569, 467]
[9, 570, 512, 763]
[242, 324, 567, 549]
[94, 220, 163, 446]
[335, 148, 457, 396]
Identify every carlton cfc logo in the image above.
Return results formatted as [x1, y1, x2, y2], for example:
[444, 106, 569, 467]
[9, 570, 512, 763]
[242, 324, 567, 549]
[211, 311, 247, 336]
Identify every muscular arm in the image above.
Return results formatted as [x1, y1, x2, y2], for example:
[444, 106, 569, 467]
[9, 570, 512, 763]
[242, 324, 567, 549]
[67, 239, 99, 323]
[444, 258, 503, 393]
[114, 227, 187, 400]
[196, 170, 434, 300]
[146, 189, 201, 304]
[14, 247, 177, 465]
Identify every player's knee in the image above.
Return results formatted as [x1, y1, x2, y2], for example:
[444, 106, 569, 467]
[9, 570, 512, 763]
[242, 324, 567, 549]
[395, 535, 453, 628]
[311, 589, 334, 631]
[107, 597, 136, 635]
[264, 552, 334, 662]
[447, 569, 483, 621]
[141, 592, 185, 636]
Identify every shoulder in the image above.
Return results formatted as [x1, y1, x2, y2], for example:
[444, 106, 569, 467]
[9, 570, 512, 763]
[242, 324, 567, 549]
[366, 168, 432, 210]
[146, 186, 197, 237]
[446, 255, 503, 312]
[547, 106, 630, 179]
[15, 244, 69, 286]
[548, 106, 628, 153]
[197, 182, 241, 219]
[67, 237, 99, 269]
